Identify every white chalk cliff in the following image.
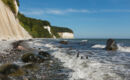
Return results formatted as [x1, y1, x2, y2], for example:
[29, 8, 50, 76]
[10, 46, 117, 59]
[44, 26, 56, 38]
[58, 32, 74, 39]
[44, 26, 74, 39]
[0, 0, 31, 40]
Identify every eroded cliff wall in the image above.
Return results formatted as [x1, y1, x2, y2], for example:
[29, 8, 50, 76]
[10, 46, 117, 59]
[0, 0, 31, 40]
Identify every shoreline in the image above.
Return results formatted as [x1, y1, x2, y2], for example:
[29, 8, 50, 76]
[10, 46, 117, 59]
[0, 40, 70, 80]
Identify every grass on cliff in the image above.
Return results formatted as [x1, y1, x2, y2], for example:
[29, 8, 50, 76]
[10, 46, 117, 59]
[2, 0, 19, 14]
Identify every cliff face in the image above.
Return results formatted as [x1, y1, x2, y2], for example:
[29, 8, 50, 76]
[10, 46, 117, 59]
[0, 0, 31, 40]
[58, 32, 74, 39]
[18, 13, 74, 39]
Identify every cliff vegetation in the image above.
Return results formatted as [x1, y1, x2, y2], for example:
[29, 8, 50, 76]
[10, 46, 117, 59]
[2, 0, 73, 38]
[2, 0, 19, 14]
[2, 0, 16, 14]
[18, 13, 52, 38]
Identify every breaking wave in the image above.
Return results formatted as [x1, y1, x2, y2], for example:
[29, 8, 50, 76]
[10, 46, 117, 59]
[92, 44, 130, 52]
[27, 39, 130, 80]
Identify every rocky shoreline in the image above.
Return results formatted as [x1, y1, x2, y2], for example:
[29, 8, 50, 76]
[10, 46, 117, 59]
[0, 40, 70, 80]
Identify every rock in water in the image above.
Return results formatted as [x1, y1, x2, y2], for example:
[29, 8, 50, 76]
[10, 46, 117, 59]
[39, 51, 50, 58]
[0, 64, 24, 76]
[59, 41, 68, 45]
[105, 39, 118, 51]
[21, 53, 44, 63]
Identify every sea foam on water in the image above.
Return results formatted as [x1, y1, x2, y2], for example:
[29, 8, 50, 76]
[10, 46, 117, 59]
[27, 39, 130, 80]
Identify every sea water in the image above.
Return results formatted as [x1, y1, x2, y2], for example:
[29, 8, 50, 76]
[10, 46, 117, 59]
[28, 39, 130, 80]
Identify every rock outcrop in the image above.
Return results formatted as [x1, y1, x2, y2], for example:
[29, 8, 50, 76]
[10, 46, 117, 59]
[105, 39, 118, 51]
[0, 0, 31, 40]
[58, 32, 74, 39]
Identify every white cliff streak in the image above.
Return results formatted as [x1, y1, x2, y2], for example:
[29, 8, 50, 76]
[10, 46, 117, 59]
[58, 32, 74, 39]
[14, 0, 19, 15]
[44, 26, 56, 38]
[0, 0, 31, 40]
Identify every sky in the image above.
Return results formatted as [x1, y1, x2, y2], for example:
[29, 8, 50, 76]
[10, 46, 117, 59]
[19, 0, 130, 38]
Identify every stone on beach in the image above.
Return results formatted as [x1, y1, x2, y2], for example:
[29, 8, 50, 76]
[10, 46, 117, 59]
[21, 53, 44, 63]
[22, 63, 39, 70]
[12, 40, 24, 49]
[105, 39, 118, 51]
[17, 45, 26, 50]
[0, 64, 24, 77]
[39, 51, 50, 58]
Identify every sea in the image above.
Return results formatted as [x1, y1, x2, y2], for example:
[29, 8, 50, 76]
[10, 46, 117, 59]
[28, 39, 130, 80]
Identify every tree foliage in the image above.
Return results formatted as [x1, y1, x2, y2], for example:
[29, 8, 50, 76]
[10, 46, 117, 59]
[18, 13, 73, 38]
[2, 0, 16, 14]
[52, 26, 73, 33]
[18, 13, 52, 38]
[16, 0, 19, 6]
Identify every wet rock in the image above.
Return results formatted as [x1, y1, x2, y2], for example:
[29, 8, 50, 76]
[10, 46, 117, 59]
[17, 46, 26, 50]
[28, 39, 33, 41]
[105, 39, 118, 51]
[81, 56, 84, 59]
[76, 52, 79, 58]
[21, 53, 44, 63]
[2, 39, 6, 41]
[0, 74, 10, 80]
[22, 63, 39, 70]
[39, 51, 50, 58]
[0, 64, 24, 77]
[59, 41, 68, 45]
[38, 48, 41, 50]
[12, 40, 24, 49]
[23, 77, 29, 80]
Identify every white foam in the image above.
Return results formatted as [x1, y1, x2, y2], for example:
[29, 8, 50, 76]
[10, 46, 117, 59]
[92, 44, 105, 48]
[92, 44, 130, 53]
[81, 40, 88, 42]
[118, 44, 130, 52]
[0, 41, 14, 54]
[26, 40, 130, 80]
[52, 50, 123, 80]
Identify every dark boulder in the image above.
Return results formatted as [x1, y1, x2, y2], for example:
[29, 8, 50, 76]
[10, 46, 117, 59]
[11, 40, 24, 49]
[105, 39, 118, 51]
[38, 51, 50, 60]
[59, 41, 68, 45]
[39, 51, 50, 57]
[28, 39, 33, 41]
[21, 53, 44, 63]
[0, 64, 24, 76]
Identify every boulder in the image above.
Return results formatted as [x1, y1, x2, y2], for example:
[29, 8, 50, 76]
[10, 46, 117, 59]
[21, 53, 44, 63]
[59, 41, 68, 45]
[0, 64, 24, 76]
[39, 51, 50, 58]
[17, 45, 26, 50]
[22, 63, 39, 70]
[105, 39, 118, 51]
[12, 40, 24, 49]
